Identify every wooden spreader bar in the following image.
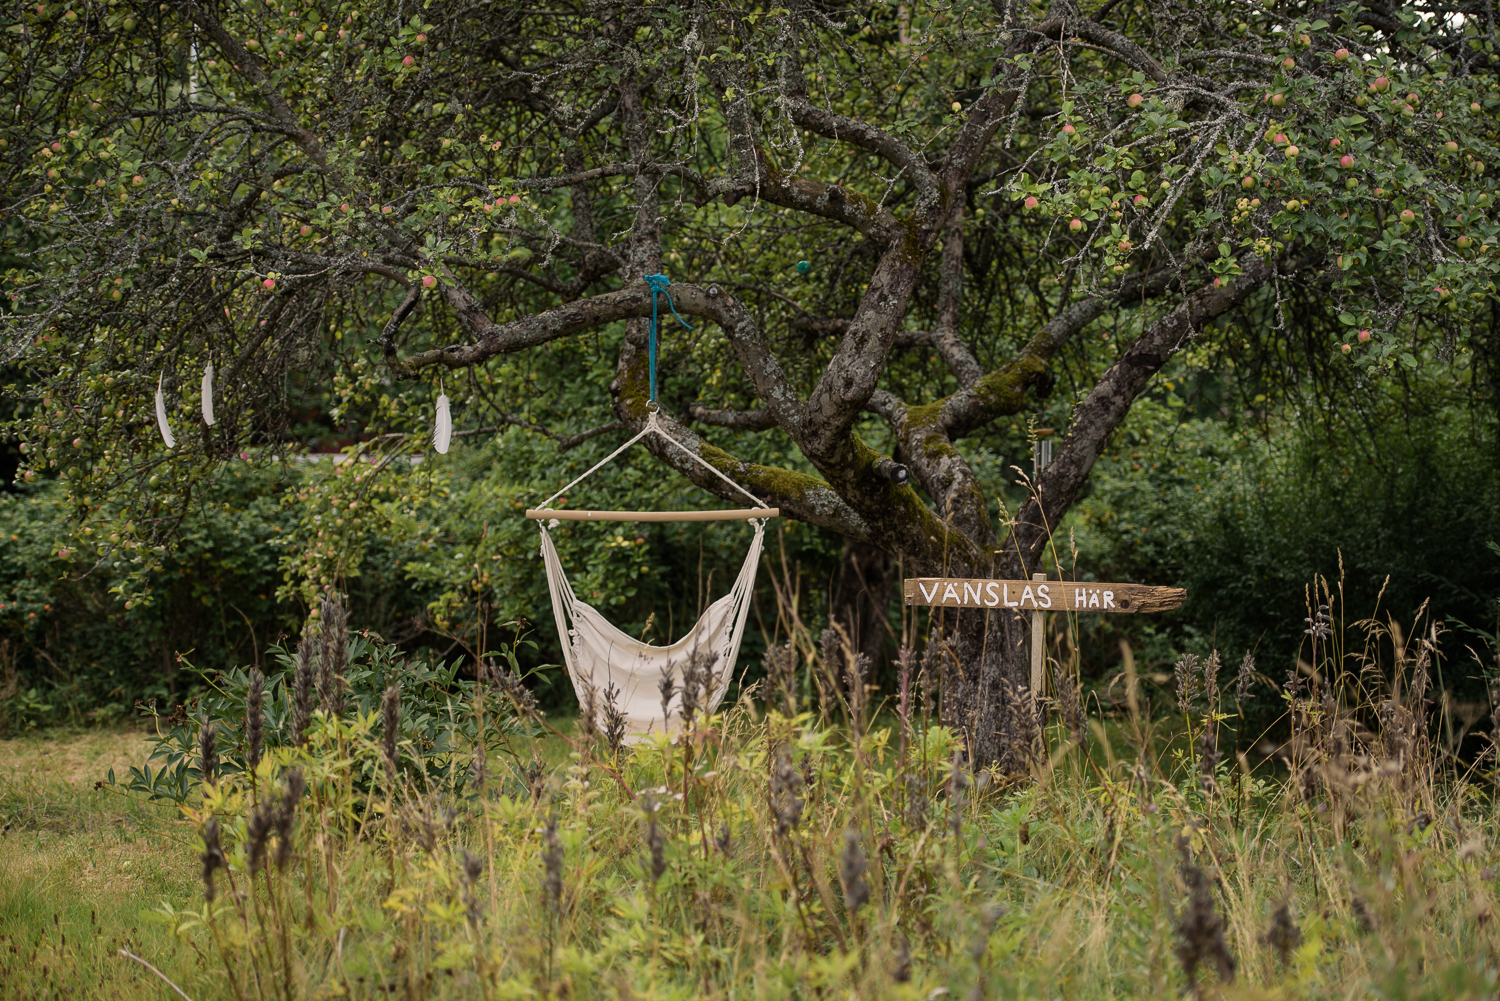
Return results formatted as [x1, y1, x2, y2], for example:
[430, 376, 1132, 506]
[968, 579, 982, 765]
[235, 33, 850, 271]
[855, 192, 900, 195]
[526, 508, 779, 523]
[904, 578, 1185, 613]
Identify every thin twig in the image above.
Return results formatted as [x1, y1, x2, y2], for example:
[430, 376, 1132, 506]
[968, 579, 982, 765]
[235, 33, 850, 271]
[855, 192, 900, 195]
[118, 949, 198, 1001]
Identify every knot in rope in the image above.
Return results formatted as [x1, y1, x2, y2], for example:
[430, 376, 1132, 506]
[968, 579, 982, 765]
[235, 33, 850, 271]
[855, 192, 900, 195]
[644, 273, 693, 403]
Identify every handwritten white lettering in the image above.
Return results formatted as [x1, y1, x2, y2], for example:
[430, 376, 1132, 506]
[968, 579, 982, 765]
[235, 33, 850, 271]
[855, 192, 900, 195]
[1038, 584, 1052, 609]
[1103, 590, 1115, 609]
[919, 581, 940, 603]
[1003, 584, 1019, 607]
[1075, 588, 1087, 608]
[1020, 585, 1036, 608]
[942, 583, 960, 604]
[963, 582, 982, 606]
[985, 582, 1001, 607]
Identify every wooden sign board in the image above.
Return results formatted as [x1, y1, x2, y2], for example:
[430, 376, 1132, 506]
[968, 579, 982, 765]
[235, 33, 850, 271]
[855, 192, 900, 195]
[903, 578, 1185, 614]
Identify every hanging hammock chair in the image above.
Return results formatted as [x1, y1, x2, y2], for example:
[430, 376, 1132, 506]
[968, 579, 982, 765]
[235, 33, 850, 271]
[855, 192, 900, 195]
[526, 275, 777, 740]
[526, 409, 777, 742]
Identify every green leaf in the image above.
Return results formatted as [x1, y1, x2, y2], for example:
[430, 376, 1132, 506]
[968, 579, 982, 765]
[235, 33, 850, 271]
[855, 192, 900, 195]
[1338, 312, 1357, 326]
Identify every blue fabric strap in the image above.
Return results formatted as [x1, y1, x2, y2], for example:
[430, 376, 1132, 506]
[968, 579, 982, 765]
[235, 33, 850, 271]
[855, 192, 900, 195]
[644, 273, 693, 402]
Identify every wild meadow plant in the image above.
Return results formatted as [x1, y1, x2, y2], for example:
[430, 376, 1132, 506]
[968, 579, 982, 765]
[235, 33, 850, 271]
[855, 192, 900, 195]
[6, 579, 1500, 1000]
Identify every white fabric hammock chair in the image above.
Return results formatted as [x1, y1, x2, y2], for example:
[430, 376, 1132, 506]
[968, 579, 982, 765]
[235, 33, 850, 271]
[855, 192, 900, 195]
[527, 410, 776, 742]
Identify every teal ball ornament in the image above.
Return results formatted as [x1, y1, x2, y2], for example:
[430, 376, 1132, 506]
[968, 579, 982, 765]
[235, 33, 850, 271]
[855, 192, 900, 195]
[795, 260, 812, 275]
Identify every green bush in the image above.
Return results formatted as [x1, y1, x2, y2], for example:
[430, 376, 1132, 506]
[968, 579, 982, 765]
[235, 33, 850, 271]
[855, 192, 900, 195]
[1068, 398, 1500, 717]
[109, 604, 536, 803]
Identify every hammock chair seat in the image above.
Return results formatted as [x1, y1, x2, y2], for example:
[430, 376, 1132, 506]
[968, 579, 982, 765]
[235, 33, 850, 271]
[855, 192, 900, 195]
[528, 407, 776, 741]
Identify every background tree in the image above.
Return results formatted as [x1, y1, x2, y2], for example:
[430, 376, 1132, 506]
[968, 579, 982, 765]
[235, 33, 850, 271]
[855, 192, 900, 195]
[5, 0, 1499, 766]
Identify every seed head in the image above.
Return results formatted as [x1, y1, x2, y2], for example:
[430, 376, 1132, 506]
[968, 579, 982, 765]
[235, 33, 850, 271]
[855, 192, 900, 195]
[200, 817, 224, 902]
[198, 722, 217, 787]
[1175, 855, 1236, 989]
[381, 683, 401, 784]
[601, 683, 627, 757]
[579, 679, 600, 741]
[1174, 654, 1203, 714]
[245, 669, 265, 772]
[839, 829, 869, 913]
[541, 816, 564, 912]
[657, 665, 677, 730]
[272, 768, 305, 868]
[1263, 899, 1302, 965]
[1052, 660, 1087, 746]
[1202, 650, 1222, 706]
[644, 798, 667, 884]
[1235, 652, 1255, 704]
[714, 822, 733, 857]
[317, 596, 347, 716]
[892, 933, 912, 982]
[292, 635, 316, 743]
[247, 800, 274, 873]
[460, 848, 486, 925]
[770, 747, 804, 836]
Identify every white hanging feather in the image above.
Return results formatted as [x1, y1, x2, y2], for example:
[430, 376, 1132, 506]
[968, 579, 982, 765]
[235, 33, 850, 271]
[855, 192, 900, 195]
[201, 361, 216, 426]
[155, 373, 176, 448]
[432, 392, 451, 454]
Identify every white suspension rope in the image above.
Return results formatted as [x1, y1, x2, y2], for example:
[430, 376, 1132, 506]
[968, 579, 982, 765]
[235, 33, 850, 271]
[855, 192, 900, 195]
[537, 409, 770, 513]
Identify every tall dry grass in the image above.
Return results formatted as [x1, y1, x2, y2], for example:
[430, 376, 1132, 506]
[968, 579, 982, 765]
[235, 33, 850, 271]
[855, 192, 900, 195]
[3, 572, 1498, 1000]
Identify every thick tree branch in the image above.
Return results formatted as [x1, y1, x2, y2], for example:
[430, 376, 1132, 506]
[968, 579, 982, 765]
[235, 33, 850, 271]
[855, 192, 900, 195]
[688, 403, 777, 432]
[932, 202, 983, 386]
[1001, 256, 1295, 573]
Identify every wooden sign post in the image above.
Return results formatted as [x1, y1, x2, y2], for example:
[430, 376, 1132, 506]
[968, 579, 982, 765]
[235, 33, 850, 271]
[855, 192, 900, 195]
[903, 574, 1186, 699]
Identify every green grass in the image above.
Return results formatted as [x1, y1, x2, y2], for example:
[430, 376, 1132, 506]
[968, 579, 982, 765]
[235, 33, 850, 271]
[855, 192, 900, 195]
[3, 679, 1499, 1001]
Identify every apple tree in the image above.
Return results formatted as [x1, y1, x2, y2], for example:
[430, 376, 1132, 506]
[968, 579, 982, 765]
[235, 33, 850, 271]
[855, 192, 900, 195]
[5, 0, 1500, 766]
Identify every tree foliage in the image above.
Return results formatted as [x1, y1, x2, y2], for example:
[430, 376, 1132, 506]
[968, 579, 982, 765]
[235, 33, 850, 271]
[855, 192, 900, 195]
[5, 0, 1500, 762]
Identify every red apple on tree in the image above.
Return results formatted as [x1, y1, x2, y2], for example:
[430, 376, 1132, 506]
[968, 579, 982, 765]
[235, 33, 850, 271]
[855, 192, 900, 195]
[1339, 154, 1354, 168]
[1271, 93, 1286, 107]
[1023, 196, 1038, 209]
[1358, 329, 1371, 342]
[1242, 175, 1257, 189]
[1400, 208, 1416, 222]
[1127, 93, 1143, 108]
[1443, 141, 1459, 153]
[1334, 48, 1350, 61]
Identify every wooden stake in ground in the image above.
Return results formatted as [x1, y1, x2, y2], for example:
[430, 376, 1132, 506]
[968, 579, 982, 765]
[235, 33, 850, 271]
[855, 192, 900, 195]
[904, 575, 1187, 698]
